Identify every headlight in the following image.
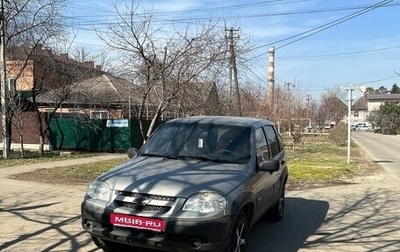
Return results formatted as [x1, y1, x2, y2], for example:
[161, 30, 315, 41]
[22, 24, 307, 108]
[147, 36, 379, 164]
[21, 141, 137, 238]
[87, 180, 111, 201]
[182, 192, 227, 213]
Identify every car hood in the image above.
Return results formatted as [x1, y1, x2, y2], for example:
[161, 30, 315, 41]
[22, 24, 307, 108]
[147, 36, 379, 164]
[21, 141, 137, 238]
[97, 156, 251, 198]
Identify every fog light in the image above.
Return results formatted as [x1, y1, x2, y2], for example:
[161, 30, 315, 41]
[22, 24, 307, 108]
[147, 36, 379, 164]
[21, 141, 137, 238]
[190, 239, 202, 248]
[85, 221, 94, 232]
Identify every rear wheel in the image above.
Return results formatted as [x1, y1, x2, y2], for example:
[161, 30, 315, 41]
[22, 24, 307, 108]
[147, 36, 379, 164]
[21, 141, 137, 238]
[226, 212, 248, 252]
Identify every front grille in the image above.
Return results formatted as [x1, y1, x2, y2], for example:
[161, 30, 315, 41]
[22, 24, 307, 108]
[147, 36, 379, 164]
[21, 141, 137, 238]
[114, 192, 176, 213]
[117, 192, 176, 201]
[115, 201, 171, 213]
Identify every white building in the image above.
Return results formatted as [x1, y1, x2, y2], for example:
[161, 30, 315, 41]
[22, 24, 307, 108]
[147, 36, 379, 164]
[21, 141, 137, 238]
[343, 94, 400, 126]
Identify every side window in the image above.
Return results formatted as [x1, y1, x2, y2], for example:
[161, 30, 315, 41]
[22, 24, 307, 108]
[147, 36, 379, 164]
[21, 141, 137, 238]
[263, 125, 281, 157]
[255, 127, 269, 163]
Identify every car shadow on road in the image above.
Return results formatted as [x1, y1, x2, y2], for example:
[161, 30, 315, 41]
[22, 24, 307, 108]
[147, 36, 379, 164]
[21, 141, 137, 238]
[110, 197, 329, 252]
[247, 197, 329, 252]
[83, 197, 329, 252]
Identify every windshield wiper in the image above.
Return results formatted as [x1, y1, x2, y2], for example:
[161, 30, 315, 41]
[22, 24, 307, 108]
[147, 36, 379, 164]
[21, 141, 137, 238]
[140, 153, 171, 159]
[177, 155, 227, 163]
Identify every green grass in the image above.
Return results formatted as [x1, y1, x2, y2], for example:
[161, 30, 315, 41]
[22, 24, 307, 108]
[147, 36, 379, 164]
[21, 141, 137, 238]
[51, 158, 129, 177]
[10, 157, 129, 184]
[286, 142, 374, 184]
[0, 151, 99, 168]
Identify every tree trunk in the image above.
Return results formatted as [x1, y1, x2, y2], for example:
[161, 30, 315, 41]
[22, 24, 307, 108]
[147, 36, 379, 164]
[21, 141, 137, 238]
[19, 133, 25, 158]
[146, 102, 165, 139]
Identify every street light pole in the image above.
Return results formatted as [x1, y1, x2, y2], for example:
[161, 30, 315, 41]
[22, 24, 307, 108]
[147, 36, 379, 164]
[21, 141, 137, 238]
[346, 88, 353, 165]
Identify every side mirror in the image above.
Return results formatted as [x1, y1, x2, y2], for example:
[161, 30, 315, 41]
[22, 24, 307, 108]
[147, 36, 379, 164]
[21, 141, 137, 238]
[127, 147, 138, 158]
[258, 159, 280, 172]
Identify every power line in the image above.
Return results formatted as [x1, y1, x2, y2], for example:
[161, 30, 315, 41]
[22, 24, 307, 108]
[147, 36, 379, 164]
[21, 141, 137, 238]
[64, 1, 400, 23]
[246, 0, 394, 61]
[359, 75, 399, 85]
[277, 44, 400, 59]
[57, 0, 399, 58]
[276, 0, 394, 49]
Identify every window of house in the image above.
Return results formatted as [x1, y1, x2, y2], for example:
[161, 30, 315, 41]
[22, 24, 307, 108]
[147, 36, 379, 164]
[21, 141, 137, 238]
[90, 111, 109, 119]
[354, 111, 359, 118]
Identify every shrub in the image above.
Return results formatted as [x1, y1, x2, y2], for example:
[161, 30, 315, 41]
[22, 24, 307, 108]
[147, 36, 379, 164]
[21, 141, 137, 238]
[382, 128, 397, 135]
[329, 123, 348, 146]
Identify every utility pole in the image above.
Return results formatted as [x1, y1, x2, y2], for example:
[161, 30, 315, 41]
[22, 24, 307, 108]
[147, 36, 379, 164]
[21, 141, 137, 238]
[285, 82, 294, 134]
[284, 82, 294, 91]
[306, 94, 311, 126]
[226, 27, 241, 116]
[0, 0, 9, 158]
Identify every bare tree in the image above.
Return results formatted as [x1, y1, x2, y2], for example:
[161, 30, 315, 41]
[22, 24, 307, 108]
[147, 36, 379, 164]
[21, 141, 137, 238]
[239, 81, 266, 118]
[70, 45, 114, 72]
[3, 0, 66, 156]
[318, 88, 348, 127]
[267, 83, 313, 144]
[32, 47, 105, 155]
[97, 0, 229, 141]
[5, 0, 66, 63]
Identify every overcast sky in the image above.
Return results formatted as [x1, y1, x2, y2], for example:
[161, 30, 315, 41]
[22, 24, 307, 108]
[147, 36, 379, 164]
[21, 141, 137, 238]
[64, 0, 400, 100]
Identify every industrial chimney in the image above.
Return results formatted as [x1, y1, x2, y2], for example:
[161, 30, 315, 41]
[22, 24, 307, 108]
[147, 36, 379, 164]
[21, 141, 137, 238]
[267, 46, 275, 111]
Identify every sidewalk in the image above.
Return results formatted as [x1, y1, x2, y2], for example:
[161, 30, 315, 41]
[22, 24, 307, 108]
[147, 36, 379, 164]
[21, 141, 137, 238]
[0, 153, 127, 252]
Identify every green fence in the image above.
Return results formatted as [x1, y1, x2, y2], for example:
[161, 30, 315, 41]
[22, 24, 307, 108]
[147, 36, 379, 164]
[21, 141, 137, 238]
[49, 119, 162, 152]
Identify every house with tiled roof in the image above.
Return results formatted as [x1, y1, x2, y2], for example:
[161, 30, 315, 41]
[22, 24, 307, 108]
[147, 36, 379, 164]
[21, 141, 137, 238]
[36, 73, 137, 119]
[344, 93, 400, 126]
[3, 45, 221, 151]
[366, 93, 400, 111]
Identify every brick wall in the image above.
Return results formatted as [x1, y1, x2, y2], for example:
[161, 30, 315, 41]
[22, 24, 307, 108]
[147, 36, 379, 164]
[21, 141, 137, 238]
[0, 112, 49, 145]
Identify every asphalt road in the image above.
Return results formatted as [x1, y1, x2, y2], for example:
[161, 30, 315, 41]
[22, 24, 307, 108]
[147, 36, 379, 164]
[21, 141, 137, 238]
[351, 131, 400, 180]
[0, 136, 399, 252]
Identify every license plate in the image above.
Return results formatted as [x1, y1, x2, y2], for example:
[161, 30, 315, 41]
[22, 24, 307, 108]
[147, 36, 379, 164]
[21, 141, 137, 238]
[110, 213, 165, 232]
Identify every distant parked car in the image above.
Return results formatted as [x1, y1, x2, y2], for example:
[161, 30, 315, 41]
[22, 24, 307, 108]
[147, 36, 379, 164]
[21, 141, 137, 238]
[374, 127, 382, 133]
[354, 123, 372, 131]
[357, 125, 372, 131]
[81, 116, 288, 252]
[304, 125, 313, 132]
[351, 125, 358, 131]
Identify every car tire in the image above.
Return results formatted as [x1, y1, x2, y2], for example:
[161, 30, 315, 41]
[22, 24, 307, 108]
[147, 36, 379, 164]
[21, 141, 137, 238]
[225, 212, 248, 252]
[92, 236, 121, 252]
[266, 185, 285, 222]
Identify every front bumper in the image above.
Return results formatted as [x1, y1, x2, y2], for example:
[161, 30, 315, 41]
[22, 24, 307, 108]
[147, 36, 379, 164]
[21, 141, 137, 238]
[81, 201, 235, 252]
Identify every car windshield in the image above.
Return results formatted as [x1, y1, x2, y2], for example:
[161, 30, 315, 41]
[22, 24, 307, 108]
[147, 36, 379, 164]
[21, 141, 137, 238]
[139, 121, 251, 164]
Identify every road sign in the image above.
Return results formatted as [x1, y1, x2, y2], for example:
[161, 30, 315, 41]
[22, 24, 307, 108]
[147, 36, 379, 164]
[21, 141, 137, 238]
[337, 83, 364, 107]
[106, 119, 129, 128]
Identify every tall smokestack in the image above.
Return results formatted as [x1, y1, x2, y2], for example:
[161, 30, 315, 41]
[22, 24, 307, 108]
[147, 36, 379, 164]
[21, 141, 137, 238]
[267, 46, 275, 111]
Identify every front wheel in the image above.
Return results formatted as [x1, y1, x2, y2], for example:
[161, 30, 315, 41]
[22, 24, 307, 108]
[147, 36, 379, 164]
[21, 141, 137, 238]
[226, 212, 248, 252]
[266, 186, 285, 222]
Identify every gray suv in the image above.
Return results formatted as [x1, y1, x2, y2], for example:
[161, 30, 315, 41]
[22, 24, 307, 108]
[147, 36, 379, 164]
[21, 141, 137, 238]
[81, 116, 288, 252]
